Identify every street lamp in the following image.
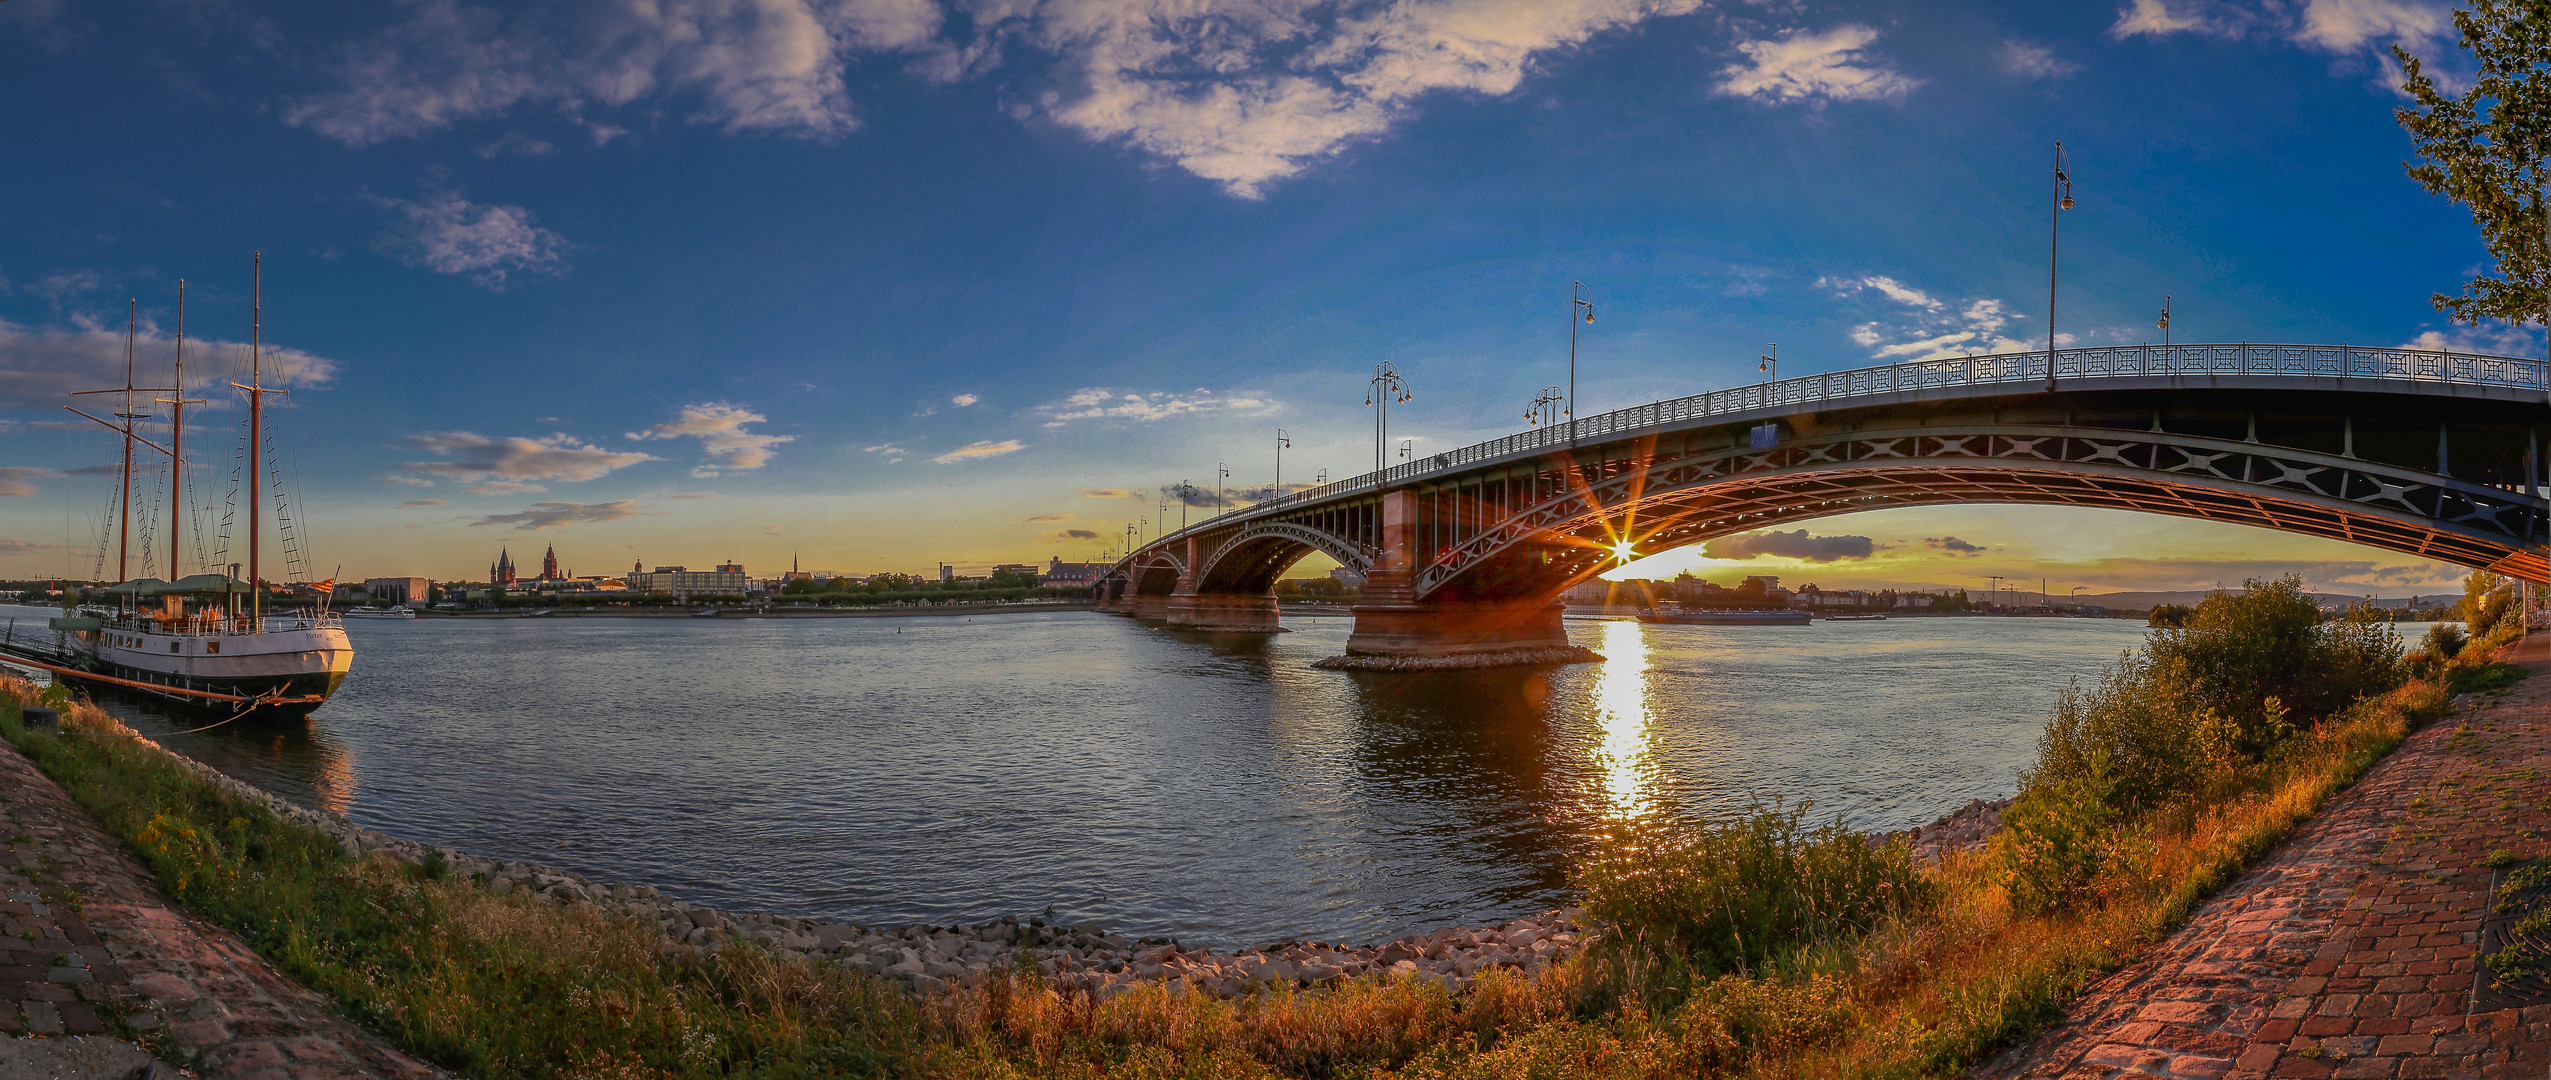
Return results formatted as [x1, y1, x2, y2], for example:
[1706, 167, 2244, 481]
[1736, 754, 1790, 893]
[1274, 428, 1291, 500]
[1759, 343, 1778, 381]
[2157, 295, 2172, 348]
[1366, 361, 1411, 473]
[1568, 282, 1595, 446]
[1217, 460, 1230, 516]
[1525, 385, 1562, 427]
[2046, 141, 2075, 392]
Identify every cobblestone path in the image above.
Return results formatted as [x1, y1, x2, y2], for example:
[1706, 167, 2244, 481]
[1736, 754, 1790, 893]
[1981, 636, 2551, 1080]
[0, 734, 445, 1080]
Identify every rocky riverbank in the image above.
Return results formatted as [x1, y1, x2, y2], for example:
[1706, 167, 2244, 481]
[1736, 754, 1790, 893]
[101, 707, 2005, 1002]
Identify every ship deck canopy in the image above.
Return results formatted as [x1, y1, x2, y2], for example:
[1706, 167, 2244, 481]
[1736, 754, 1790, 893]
[105, 574, 252, 596]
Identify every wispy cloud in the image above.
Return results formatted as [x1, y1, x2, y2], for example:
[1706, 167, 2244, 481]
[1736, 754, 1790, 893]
[1925, 536, 1986, 555]
[1077, 488, 1134, 499]
[1821, 275, 2037, 361]
[1026, 513, 1073, 523]
[934, 439, 1025, 464]
[371, 191, 569, 289]
[1701, 529, 1877, 563]
[1035, 387, 1278, 427]
[627, 402, 791, 477]
[1043, 527, 1104, 544]
[468, 499, 649, 530]
[1715, 25, 1920, 105]
[399, 431, 656, 494]
[2110, 0, 2454, 78]
[862, 442, 907, 463]
[284, 0, 942, 146]
[0, 467, 55, 498]
[2000, 40, 2079, 79]
[670, 491, 721, 500]
[0, 318, 339, 410]
[397, 499, 448, 509]
[2400, 323, 2543, 356]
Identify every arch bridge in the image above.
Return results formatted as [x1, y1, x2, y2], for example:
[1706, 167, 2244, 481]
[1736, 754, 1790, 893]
[1096, 343, 2551, 666]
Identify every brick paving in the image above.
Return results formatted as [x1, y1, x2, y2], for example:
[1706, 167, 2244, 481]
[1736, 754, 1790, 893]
[0, 728, 445, 1079]
[1981, 635, 2551, 1080]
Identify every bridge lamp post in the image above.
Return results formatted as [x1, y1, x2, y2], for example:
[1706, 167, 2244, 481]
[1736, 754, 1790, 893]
[2046, 141, 2075, 393]
[1367, 362, 1411, 473]
[1217, 460, 1231, 517]
[1274, 429, 1291, 500]
[1526, 385, 1563, 428]
[2157, 295, 2171, 349]
[1569, 282, 1595, 447]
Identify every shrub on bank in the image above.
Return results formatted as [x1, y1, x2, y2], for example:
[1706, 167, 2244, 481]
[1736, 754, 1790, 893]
[1576, 804, 1933, 1005]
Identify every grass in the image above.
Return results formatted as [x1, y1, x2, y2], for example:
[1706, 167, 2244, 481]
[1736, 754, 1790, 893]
[0, 629, 2504, 1079]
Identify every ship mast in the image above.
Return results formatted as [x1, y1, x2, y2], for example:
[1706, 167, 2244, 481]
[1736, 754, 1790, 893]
[249, 254, 262, 622]
[65, 303, 175, 592]
[117, 302, 135, 583]
[167, 281, 187, 579]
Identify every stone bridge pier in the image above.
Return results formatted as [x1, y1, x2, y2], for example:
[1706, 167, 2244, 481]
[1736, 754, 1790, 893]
[1329, 491, 1593, 670]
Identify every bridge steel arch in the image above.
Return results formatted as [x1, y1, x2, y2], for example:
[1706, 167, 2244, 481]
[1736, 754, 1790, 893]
[1094, 344, 2550, 664]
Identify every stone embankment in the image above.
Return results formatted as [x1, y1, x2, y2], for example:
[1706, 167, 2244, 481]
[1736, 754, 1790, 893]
[1890, 797, 2012, 863]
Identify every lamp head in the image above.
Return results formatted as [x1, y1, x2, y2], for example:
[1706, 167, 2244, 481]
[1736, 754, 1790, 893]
[2060, 194, 2075, 211]
[1584, 309, 1595, 324]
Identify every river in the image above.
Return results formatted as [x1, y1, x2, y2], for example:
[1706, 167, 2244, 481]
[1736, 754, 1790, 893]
[5, 606, 2153, 945]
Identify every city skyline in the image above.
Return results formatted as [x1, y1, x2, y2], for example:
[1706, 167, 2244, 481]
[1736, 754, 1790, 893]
[0, 0, 2521, 593]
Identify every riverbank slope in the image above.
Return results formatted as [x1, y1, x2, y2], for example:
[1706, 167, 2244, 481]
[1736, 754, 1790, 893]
[1980, 634, 2551, 1080]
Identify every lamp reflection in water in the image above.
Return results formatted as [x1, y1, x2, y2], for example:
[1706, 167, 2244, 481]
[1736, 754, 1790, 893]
[1590, 619, 1654, 817]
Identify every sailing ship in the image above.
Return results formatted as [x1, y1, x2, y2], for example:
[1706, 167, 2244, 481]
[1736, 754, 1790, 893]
[0, 255, 353, 717]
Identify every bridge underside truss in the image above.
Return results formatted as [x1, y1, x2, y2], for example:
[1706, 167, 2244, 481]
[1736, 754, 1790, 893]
[1416, 426, 2548, 600]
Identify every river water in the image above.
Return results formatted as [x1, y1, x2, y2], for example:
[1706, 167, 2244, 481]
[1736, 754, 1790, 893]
[4, 606, 2154, 946]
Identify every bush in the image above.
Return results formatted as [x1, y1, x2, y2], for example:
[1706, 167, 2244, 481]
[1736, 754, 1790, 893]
[2461, 571, 2522, 638]
[2422, 622, 2467, 662]
[1994, 767, 2120, 915]
[2141, 579, 2401, 754]
[2146, 604, 2193, 628]
[1578, 803, 1933, 1004]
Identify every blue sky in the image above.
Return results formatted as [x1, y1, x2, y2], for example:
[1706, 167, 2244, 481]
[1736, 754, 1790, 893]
[0, 0, 2524, 592]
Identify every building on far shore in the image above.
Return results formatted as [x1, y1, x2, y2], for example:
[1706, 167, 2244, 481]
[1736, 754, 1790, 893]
[1041, 557, 1103, 589]
[624, 561, 752, 596]
[363, 577, 430, 606]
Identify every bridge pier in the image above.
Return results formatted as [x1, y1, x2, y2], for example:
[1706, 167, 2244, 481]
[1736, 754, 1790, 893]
[1324, 491, 1599, 670]
[1164, 591, 1283, 632]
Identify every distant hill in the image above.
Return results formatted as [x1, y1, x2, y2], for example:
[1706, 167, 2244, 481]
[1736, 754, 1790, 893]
[2076, 590, 2459, 611]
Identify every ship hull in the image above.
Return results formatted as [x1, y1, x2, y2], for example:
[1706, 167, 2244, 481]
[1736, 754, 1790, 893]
[52, 620, 352, 718]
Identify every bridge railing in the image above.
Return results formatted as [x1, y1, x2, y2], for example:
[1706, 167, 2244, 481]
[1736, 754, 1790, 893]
[1128, 342, 2546, 561]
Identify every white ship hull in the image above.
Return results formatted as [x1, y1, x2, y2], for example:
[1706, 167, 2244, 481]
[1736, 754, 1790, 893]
[60, 615, 352, 716]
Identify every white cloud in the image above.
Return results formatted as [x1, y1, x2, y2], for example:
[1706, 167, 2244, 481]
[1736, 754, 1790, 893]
[951, 393, 978, 407]
[1033, 387, 1279, 427]
[371, 191, 569, 289]
[0, 318, 339, 411]
[626, 402, 792, 476]
[2000, 40, 2079, 79]
[2401, 323, 2544, 356]
[933, 439, 1026, 463]
[2109, 0, 2452, 67]
[1714, 24, 1920, 105]
[2291, 0, 2451, 53]
[399, 431, 657, 490]
[1821, 276, 2035, 361]
[2110, 0, 2218, 38]
[982, 0, 1709, 197]
[285, 0, 944, 146]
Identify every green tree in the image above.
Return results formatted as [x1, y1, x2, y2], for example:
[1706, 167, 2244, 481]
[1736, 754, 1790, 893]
[2396, 1, 2551, 327]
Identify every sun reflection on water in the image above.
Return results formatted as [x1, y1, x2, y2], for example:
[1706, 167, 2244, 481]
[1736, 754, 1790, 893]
[1591, 619, 1653, 817]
